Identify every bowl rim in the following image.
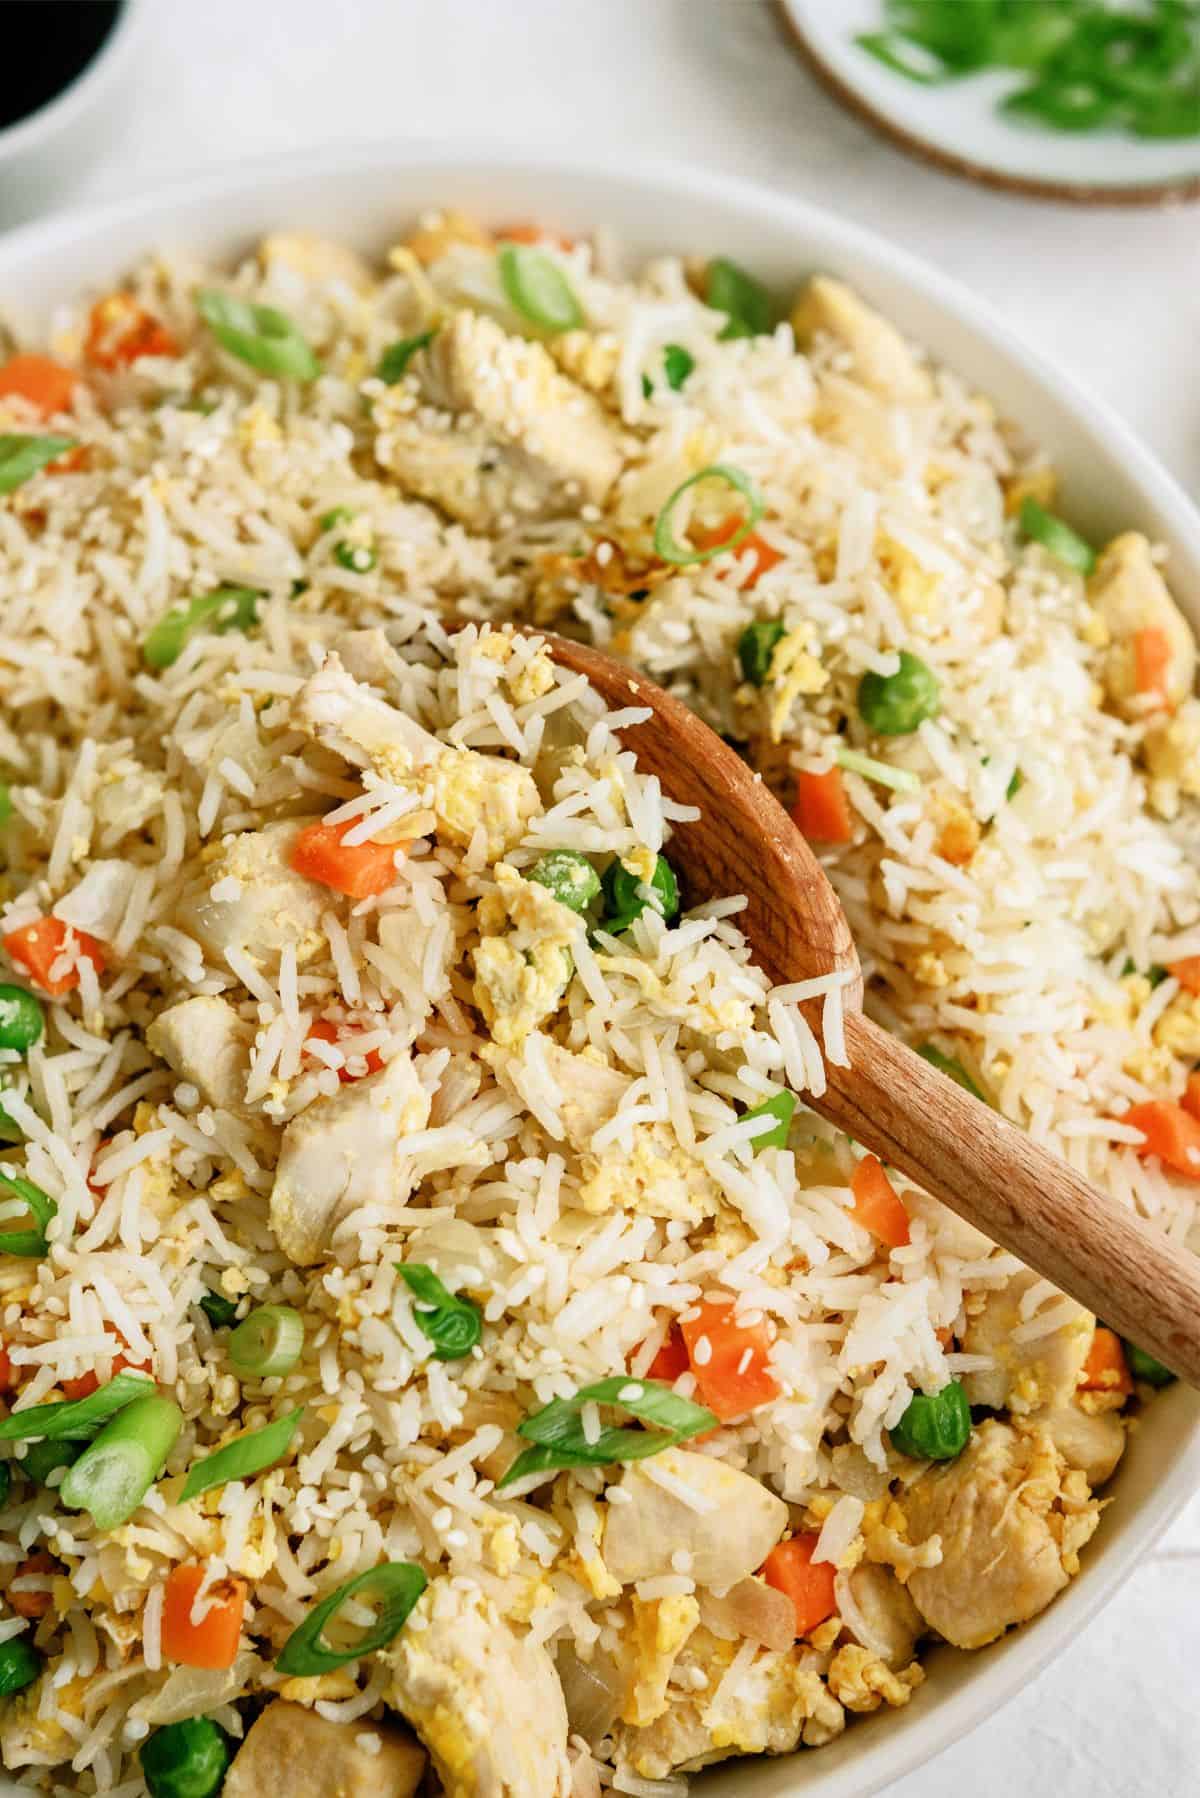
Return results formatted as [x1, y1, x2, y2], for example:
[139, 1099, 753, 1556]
[0, 0, 149, 163]
[0, 140, 1197, 1796]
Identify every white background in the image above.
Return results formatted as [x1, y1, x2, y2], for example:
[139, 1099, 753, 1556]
[6, 1, 1200, 1792]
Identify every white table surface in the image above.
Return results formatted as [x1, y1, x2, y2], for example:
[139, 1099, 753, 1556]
[4, 1, 1198, 1791]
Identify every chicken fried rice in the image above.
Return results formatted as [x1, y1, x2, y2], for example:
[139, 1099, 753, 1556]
[0, 210, 1193, 1798]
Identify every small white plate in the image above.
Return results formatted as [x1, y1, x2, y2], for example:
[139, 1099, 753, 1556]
[780, 0, 1200, 206]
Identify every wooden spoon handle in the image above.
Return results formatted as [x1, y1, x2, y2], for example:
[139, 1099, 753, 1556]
[819, 1012, 1200, 1387]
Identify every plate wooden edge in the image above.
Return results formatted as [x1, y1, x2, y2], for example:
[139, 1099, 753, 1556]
[775, 0, 1200, 210]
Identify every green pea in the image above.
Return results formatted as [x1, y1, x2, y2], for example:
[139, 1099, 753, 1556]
[140, 1717, 233, 1798]
[0, 1637, 40, 1698]
[601, 854, 680, 933]
[0, 986, 43, 1054]
[333, 540, 377, 573]
[21, 1438, 82, 1485]
[889, 1380, 971, 1461]
[642, 343, 695, 398]
[198, 1290, 238, 1329]
[737, 618, 786, 687]
[1124, 1342, 1175, 1387]
[744, 1090, 796, 1153]
[858, 651, 940, 736]
[526, 850, 601, 914]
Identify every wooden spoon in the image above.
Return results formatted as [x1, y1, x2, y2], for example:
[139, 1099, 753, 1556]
[543, 631, 1200, 1387]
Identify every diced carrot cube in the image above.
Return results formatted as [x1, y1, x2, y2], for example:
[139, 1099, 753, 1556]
[84, 295, 178, 371]
[1133, 626, 1171, 703]
[680, 1298, 780, 1421]
[694, 517, 783, 588]
[1079, 1326, 1133, 1398]
[645, 1323, 690, 1384]
[4, 917, 106, 996]
[160, 1564, 247, 1670]
[305, 1018, 384, 1081]
[850, 1154, 911, 1249]
[1124, 1100, 1200, 1181]
[761, 1533, 837, 1638]
[791, 767, 854, 845]
[288, 818, 402, 900]
[1182, 1072, 1200, 1124]
[0, 354, 79, 419]
[1169, 957, 1200, 996]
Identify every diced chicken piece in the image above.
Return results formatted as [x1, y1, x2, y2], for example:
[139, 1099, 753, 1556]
[613, 1625, 844, 1779]
[376, 311, 622, 531]
[961, 1270, 1094, 1414]
[904, 1420, 1090, 1649]
[826, 1643, 922, 1714]
[146, 996, 253, 1116]
[384, 1579, 571, 1797]
[791, 276, 933, 402]
[603, 1447, 787, 1589]
[270, 1054, 430, 1263]
[294, 657, 541, 858]
[839, 1562, 924, 1671]
[336, 627, 414, 693]
[1144, 695, 1200, 799]
[176, 821, 328, 970]
[259, 234, 374, 292]
[222, 1700, 425, 1798]
[484, 1035, 631, 1152]
[1090, 532, 1196, 716]
[292, 655, 441, 780]
[1024, 1403, 1126, 1489]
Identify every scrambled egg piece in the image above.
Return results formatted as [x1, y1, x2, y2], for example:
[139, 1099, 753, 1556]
[933, 795, 980, 868]
[827, 1644, 923, 1714]
[1145, 697, 1200, 818]
[473, 863, 579, 1046]
[392, 208, 492, 266]
[1004, 465, 1058, 516]
[766, 625, 829, 741]
[434, 751, 541, 860]
[549, 328, 622, 396]
[578, 1122, 720, 1223]
[878, 534, 940, 623]
[621, 1594, 700, 1727]
[1154, 992, 1200, 1058]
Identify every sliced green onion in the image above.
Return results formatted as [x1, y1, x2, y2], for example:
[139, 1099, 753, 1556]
[526, 849, 601, 914]
[654, 465, 763, 567]
[497, 1375, 717, 1490]
[917, 1043, 988, 1104]
[1019, 497, 1096, 573]
[0, 785, 11, 825]
[59, 1393, 182, 1529]
[737, 618, 786, 687]
[21, 1438, 82, 1484]
[333, 541, 377, 574]
[0, 1638, 40, 1697]
[642, 343, 696, 399]
[889, 1379, 971, 1461]
[196, 290, 320, 381]
[497, 245, 583, 334]
[181, 1406, 304, 1501]
[1124, 1341, 1176, 1387]
[857, 651, 940, 737]
[0, 435, 77, 498]
[600, 854, 680, 935]
[229, 1304, 304, 1378]
[275, 1561, 427, 1676]
[0, 1370, 156, 1443]
[855, 29, 949, 82]
[377, 329, 437, 383]
[141, 1716, 233, 1798]
[1132, 88, 1200, 137]
[142, 586, 261, 671]
[743, 1089, 796, 1154]
[0, 1170, 56, 1260]
[705, 258, 773, 340]
[397, 1265, 482, 1361]
[318, 506, 355, 532]
[0, 1462, 10, 1504]
[198, 1290, 238, 1329]
[0, 987, 42, 1053]
[836, 746, 922, 795]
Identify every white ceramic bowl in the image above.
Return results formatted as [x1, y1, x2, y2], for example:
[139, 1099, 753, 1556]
[0, 145, 1197, 1797]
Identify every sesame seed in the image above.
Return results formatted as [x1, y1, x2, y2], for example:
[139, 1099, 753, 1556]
[692, 1335, 713, 1366]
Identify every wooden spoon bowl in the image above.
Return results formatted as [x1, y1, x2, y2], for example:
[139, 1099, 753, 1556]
[544, 630, 1200, 1388]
